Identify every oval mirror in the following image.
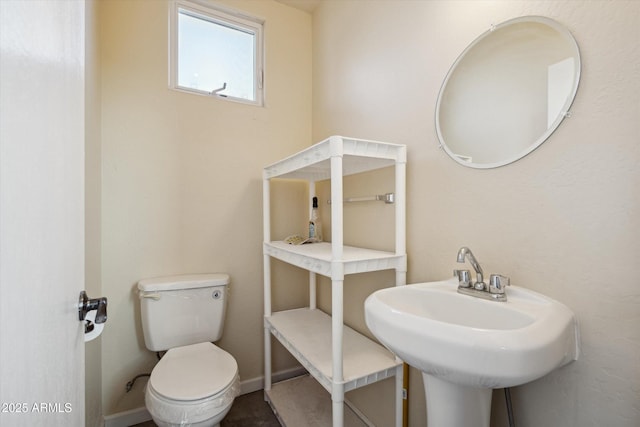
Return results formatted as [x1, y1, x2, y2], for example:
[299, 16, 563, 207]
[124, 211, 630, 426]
[436, 16, 581, 168]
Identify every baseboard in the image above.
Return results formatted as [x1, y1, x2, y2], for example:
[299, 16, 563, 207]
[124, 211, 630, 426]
[104, 406, 151, 427]
[240, 365, 307, 395]
[103, 365, 307, 427]
[344, 398, 376, 427]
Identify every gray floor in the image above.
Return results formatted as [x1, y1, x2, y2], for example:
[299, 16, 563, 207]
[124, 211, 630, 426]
[132, 390, 281, 427]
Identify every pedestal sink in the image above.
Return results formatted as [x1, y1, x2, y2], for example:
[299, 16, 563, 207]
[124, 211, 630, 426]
[364, 278, 579, 427]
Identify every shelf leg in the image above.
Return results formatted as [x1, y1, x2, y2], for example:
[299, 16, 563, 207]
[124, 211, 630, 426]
[264, 328, 272, 392]
[309, 271, 316, 310]
[395, 148, 406, 257]
[331, 277, 344, 426]
[264, 255, 272, 394]
[263, 176, 272, 395]
[332, 383, 345, 427]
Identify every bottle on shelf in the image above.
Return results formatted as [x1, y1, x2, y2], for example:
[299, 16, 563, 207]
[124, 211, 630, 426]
[309, 196, 322, 242]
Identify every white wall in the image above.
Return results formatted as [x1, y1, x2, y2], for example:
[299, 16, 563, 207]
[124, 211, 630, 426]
[99, 0, 311, 415]
[85, 0, 102, 425]
[312, 1, 639, 426]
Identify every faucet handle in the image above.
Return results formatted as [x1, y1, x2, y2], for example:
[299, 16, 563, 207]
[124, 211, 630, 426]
[489, 274, 510, 294]
[454, 269, 472, 288]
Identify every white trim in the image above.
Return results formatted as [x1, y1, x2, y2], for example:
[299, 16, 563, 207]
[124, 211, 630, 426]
[102, 366, 307, 426]
[104, 407, 151, 427]
[239, 365, 307, 395]
[345, 399, 376, 427]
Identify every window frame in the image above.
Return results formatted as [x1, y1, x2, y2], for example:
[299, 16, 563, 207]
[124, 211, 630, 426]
[168, 0, 264, 106]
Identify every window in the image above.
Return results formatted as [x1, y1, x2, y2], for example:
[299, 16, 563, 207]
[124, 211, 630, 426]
[169, 0, 264, 105]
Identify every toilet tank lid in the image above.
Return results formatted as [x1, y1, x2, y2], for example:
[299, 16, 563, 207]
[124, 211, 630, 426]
[138, 273, 230, 292]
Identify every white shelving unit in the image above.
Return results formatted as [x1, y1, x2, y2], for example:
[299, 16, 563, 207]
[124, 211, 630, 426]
[263, 136, 407, 427]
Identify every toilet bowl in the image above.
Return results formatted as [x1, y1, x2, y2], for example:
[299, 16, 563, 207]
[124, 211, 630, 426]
[145, 342, 240, 427]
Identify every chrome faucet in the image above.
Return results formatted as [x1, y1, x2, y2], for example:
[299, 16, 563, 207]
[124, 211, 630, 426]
[454, 247, 510, 301]
[456, 246, 484, 289]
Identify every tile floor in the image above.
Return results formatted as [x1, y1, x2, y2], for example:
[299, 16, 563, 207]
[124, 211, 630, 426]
[131, 390, 281, 427]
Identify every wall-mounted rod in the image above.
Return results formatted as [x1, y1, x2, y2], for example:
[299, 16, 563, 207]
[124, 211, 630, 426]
[328, 193, 394, 204]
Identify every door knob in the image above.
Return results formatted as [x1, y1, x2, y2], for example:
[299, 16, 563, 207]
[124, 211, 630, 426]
[78, 291, 107, 324]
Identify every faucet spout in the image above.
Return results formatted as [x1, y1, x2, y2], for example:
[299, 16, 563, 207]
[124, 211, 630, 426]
[455, 247, 509, 301]
[456, 247, 484, 285]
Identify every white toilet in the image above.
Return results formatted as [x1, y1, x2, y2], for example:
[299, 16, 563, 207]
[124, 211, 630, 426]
[138, 274, 240, 427]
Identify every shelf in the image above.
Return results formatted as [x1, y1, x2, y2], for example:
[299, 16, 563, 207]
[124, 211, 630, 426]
[264, 241, 406, 277]
[266, 375, 368, 427]
[265, 308, 401, 393]
[263, 135, 406, 426]
[263, 135, 406, 181]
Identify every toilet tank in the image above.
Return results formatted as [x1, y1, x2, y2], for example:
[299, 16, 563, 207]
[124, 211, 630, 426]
[138, 274, 230, 352]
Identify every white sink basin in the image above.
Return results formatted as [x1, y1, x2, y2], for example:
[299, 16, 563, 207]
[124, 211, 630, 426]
[365, 278, 579, 427]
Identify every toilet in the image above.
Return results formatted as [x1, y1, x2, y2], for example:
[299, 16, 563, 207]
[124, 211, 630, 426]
[138, 274, 240, 427]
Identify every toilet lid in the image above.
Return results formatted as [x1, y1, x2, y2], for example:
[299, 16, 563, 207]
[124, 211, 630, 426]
[150, 342, 238, 401]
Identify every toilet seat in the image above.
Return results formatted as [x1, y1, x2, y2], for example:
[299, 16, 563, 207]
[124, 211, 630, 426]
[146, 342, 240, 425]
[150, 342, 238, 401]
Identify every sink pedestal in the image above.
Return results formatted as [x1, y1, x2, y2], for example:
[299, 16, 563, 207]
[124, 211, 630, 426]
[423, 374, 492, 427]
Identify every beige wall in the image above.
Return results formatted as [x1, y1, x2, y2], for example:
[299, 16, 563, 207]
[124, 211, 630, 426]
[313, 1, 639, 427]
[99, 0, 311, 414]
[96, 0, 639, 424]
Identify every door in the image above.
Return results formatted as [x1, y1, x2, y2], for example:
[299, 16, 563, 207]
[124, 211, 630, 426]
[0, 1, 85, 426]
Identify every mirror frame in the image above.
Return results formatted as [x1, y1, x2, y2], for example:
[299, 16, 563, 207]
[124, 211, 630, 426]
[435, 16, 581, 169]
